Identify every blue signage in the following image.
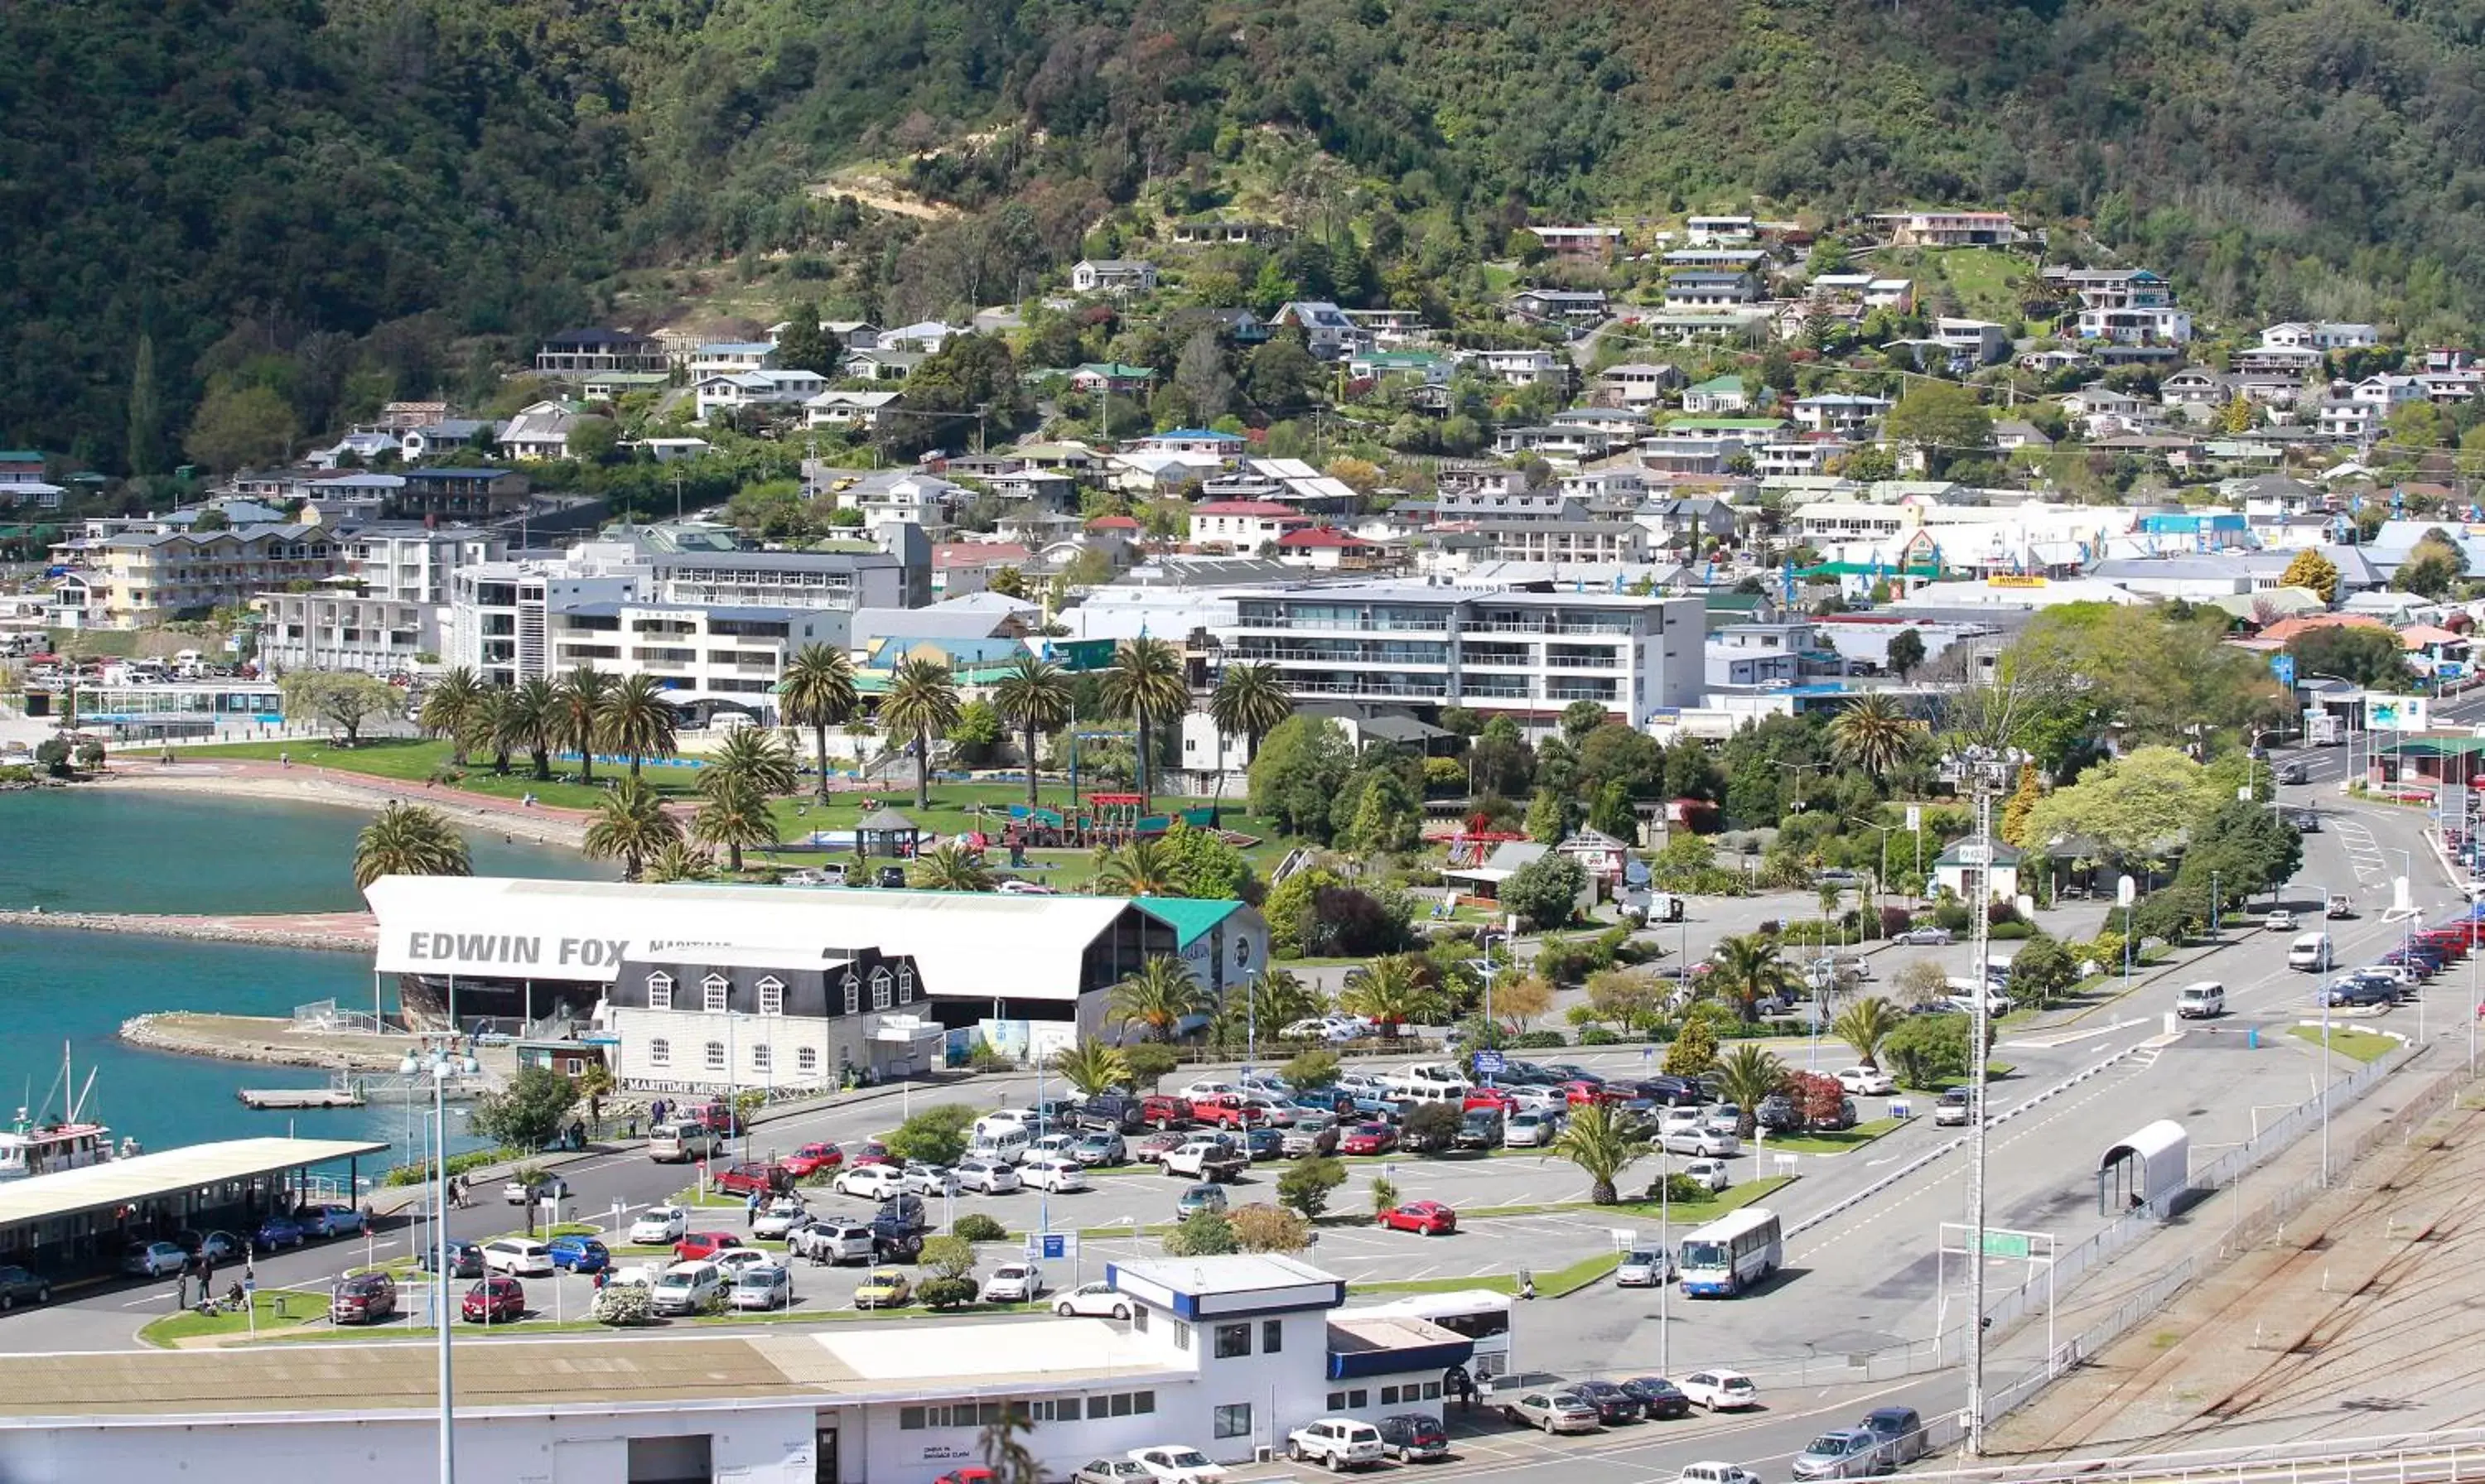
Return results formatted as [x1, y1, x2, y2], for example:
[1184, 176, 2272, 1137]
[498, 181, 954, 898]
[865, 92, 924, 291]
[1472, 1051, 1507, 1075]
[2270, 654, 2296, 689]
[1039, 1234, 1069, 1260]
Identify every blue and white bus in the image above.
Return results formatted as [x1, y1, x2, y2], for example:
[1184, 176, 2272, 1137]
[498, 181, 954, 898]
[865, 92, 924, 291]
[1678, 1207, 1782, 1297]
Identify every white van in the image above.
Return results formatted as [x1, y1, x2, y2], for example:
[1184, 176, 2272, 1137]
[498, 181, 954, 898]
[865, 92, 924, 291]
[968, 1127, 1035, 1165]
[2288, 932, 2334, 972]
[1393, 1081, 1471, 1106]
[650, 1260, 726, 1316]
[2175, 982, 2227, 1019]
[647, 1122, 718, 1164]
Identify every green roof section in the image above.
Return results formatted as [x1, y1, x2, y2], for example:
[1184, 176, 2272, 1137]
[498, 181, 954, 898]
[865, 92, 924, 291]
[1133, 896, 1243, 948]
[1075, 363, 1156, 379]
[1686, 375, 1743, 393]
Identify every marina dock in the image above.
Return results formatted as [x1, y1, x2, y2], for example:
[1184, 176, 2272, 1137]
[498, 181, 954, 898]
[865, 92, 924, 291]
[237, 1087, 365, 1110]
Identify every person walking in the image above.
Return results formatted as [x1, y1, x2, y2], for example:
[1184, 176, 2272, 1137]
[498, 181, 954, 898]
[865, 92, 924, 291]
[745, 1188, 762, 1228]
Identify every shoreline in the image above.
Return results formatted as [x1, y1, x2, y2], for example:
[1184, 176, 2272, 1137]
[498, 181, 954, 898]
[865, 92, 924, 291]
[0, 908, 371, 953]
[87, 767, 593, 850]
[118, 1011, 420, 1073]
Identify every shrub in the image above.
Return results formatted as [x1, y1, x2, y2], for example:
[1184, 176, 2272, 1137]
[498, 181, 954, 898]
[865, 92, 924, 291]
[1162, 1210, 1240, 1256]
[1509, 1029, 1566, 1049]
[593, 1282, 654, 1326]
[1230, 1203, 1312, 1253]
[916, 1277, 981, 1309]
[1369, 1176, 1401, 1215]
[953, 1214, 1008, 1242]
[919, 1235, 977, 1280]
[384, 1147, 521, 1187]
[967, 1043, 1016, 1072]
[1931, 899, 1972, 932]
[1580, 1027, 1620, 1046]
[1879, 905, 1913, 939]
[1988, 920, 2033, 940]
[1644, 1172, 1715, 1204]
[1276, 1156, 1347, 1218]
[1124, 1043, 1180, 1090]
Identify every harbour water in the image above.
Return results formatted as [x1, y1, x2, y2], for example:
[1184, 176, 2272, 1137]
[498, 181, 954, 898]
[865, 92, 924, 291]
[0, 789, 595, 1159]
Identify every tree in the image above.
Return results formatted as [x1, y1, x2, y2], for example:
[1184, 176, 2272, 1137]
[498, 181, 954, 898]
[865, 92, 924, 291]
[1551, 1101, 1648, 1204]
[567, 416, 619, 464]
[507, 677, 563, 781]
[1827, 693, 1921, 779]
[575, 1063, 616, 1128]
[1154, 821, 1254, 899]
[469, 1065, 578, 1151]
[1174, 328, 1236, 423]
[1248, 716, 1356, 840]
[1785, 1070, 1847, 1129]
[278, 671, 397, 744]
[1344, 768, 1422, 854]
[1894, 958, 1952, 1009]
[1050, 1040, 1132, 1096]
[886, 1103, 977, 1166]
[1491, 972, 1556, 1029]
[1886, 628, 1927, 680]
[2280, 549, 2342, 605]
[1281, 1048, 1341, 1089]
[1502, 854, 1587, 932]
[2393, 530, 2465, 598]
[2000, 764, 2043, 846]
[1662, 1017, 1720, 1077]
[1709, 933, 1794, 1023]
[2177, 796, 2305, 904]
[1586, 970, 1668, 1036]
[1339, 954, 1440, 1031]
[352, 802, 471, 889]
[554, 667, 615, 783]
[1831, 996, 1903, 1071]
[1102, 636, 1188, 807]
[774, 303, 843, 377]
[1163, 1210, 1241, 1256]
[918, 1233, 977, 1282]
[1525, 787, 1575, 845]
[127, 332, 163, 477]
[690, 773, 775, 874]
[1715, 1044, 1788, 1137]
[1123, 1043, 1180, 1091]
[644, 841, 716, 884]
[1209, 662, 1294, 766]
[1276, 1156, 1346, 1218]
[1884, 382, 1991, 475]
[992, 653, 1073, 808]
[599, 673, 678, 776]
[912, 841, 996, 891]
[779, 643, 859, 801]
[1092, 837, 1179, 895]
[1230, 1203, 1311, 1253]
[417, 667, 486, 767]
[2287, 623, 2414, 691]
[881, 657, 962, 811]
[2021, 744, 2222, 868]
[1883, 1014, 1972, 1090]
[184, 383, 297, 471]
[1108, 955, 1209, 1040]
[2006, 936, 2078, 1009]
[582, 777, 682, 881]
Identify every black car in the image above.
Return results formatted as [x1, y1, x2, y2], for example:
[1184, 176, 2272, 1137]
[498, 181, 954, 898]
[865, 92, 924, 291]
[1375, 1413, 1450, 1462]
[1078, 1094, 1150, 1134]
[1756, 1093, 1804, 1134]
[1242, 1127, 1286, 1161]
[1860, 1405, 1928, 1465]
[874, 1192, 929, 1236]
[875, 865, 908, 889]
[1454, 1110, 1504, 1150]
[417, 1240, 485, 1279]
[873, 1228, 926, 1264]
[1632, 1076, 1706, 1107]
[1570, 1379, 1645, 1424]
[2296, 811, 2323, 833]
[1619, 1376, 1693, 1419]
[0, 1265, 50, 1311]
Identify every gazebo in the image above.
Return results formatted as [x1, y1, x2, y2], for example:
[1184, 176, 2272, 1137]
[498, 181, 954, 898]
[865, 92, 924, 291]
[853, 806, 925, 860]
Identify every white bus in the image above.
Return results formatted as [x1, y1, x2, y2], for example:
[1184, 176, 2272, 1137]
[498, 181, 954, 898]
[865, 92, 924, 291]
[1678, 1207, 1783, 1297]
[1362, 1289, 1514, 1376]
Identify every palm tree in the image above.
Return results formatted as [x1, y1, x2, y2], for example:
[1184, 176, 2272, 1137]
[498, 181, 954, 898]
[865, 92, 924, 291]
[1108, 955, 1210, 1042]
[599, 673, 678, 777]
[1100, 635, 1189, 807]
[880, 657, 962, 812]
[1828, 693, 1922, 780]
[509, 677, 563, 782]
[1833, 995, 1904, 1072]
[466, 688, 520, 775]
[692, 773, 779, 874]
[1208, 662, 1293, 765]
[911, 842, 995, 891]
[1092, 838, 1178, 895]
[778, 643, 859, 801]
[417, 667, 485, 767]
[1050, 1040, 1134, 1098]
[992, 653, 1074, 808]
[1551, 1101, 1649, 1205]
[1715, 1044, 1789, 1139]
[706, 726, 799, 799]
[555, 667, 616, 783]
[582, 776, 681, 881]
[1209, 970, 1325, 1050]
[352, 802, 471, 889]
[1710, 932, 1795, 1024]
[643, 841, 716, 884]
[1339, 955, 1440, 1035]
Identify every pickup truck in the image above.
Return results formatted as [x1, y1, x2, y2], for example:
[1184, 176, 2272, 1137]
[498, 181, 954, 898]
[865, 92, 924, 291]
[1160, 1138, 1247, 1182]
[1189, 1096, 1271, 1128]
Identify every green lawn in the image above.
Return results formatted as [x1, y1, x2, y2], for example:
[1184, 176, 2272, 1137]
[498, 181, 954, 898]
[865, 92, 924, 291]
[1346, 1244, 1620, 1298]
[2292, 1026, 2397, 1063]
[140, 1289, 333, 1346]
[1763, 1117, 1902, 1155]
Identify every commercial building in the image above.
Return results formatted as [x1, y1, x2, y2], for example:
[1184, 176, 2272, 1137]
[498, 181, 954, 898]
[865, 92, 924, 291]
[254, 524, 508, 677]
[548, 602, 849, 716]
[1216, 581, 1702, 728]
[0, 1254, 1469, 1484]
[361, 877, 1269, 1090]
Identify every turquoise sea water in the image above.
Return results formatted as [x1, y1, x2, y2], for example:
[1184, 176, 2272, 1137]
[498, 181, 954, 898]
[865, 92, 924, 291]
[0, 790, 593, 1159]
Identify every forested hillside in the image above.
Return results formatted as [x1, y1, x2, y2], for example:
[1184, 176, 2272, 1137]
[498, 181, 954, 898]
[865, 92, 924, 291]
[7, 0, 2484, 470]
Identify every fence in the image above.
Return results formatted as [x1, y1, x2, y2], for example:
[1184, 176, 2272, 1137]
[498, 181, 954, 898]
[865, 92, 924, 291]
[1930, 1424, 2485, 1484]
[290, 998, 390, 1034]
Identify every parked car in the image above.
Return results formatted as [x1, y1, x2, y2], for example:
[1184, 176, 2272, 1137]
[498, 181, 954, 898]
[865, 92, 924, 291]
[847, 1140, 900, 1167]
[1455, 1109, 1505, 1149]
[1616, 1249, 1674, 1287]
[727, 1262, 794, 1312]
[297, 1204, 368, 1239]
[482, 1238, 555, 1277]
[1070, 1459, 1155, 1484]
[1660, 1126, 1740, 1158]
[1792, 1428, 1890, 1481]
[649, 1260, 726, 1316]
[1678, 1369, 1759, 1411]
[1376, 1201, 1458, 1236]
[1835, 1066, 1896, 1096]
[789, 1221, 877, 1266]
[1127, 1445, 1230, 1484]
[1072, 1131, 1128, 1167]
[833, 1165, 907, 1201]
[2266, 909, 2299, 932]
[709, 1161, 785, 1197]
[853, 1268, 912, 1309]
[630, 1206, 689, 1245]
[1672, 1463, 1763, 1484]
[1280, 1115, 1340, 1159]
[1504, 1111, 1561, 1148]
[1053, 1281, 1134, 1320]
[752, 1198, 813, 1240]
[175, 1229, 244, 1264]
[1892, 927, 1952, 945]
[546, 1236, 610, 1274]
[1287, 1418, 1386, 1470]
[329, 1271, 396, 1324]
[461, 1275, 526, 1324]
[674, 1231, 744, 1263]
[1339, 1122, 1398, 1156]
[1175, 1183, 1230, 1221]
[1859, 1405, 1927, 1464]
[900, 1164, 959, 1197]
[250, 1213, 306, 1253]
[1571, 1378, 1646, 1424]
[1375, 1413, 1450, 1462]
[1022, 1156, 1089, 1193]
[1503, 1390, 1600, 1434]
[780, 1143, 845, 1178]
[982, 1262, 1045, 1303]
[1678, 1159, 1732, 1193]
[417, 1240, 485, 1279]
[954, 1158, 1023, 1195]
[1620, 1376, 1693, 1419]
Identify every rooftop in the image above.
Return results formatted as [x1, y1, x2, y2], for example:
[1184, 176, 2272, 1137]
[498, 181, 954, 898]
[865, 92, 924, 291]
[0, 1138, 387, 1228]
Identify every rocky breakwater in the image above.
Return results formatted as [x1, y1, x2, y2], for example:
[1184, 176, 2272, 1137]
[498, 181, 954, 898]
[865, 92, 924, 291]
[118, 1011, 413, 1072]
[0, 907, 374, 952]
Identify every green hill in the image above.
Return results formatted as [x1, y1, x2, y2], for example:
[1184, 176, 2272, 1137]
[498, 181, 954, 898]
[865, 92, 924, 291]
[6, 0, 2482, 470]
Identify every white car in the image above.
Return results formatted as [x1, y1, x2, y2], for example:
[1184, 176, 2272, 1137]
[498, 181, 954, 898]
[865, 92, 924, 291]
[1675, 1462, 1764, 1484]
[1506, 1084, 1566, 1113]
[604, 1261, 667, 1293]
[751, 1198, 812, 1240]
[1128, 1446, 1229, 1484]
[1616, 1248, 1674, 1287]
[727, 1262, 793, 1312]
[1835, 1066, 1896, 1096]
[974, 1110, 1036, 1139]
[1028, 1132, 1083, 1162]
[628, 1206, 689, 1245]
[1286, 1419, 1384, 1471]
[900, 1164, 959, 1197]
[1238, 1072, 1293, 1097]
[1178, 1079, 1239, 1102]
[833, 1165, 906, 1201]
[1053, 1281, 1133, 1320]
[1021, 1156, 1089, 1193]
[503, 1173, 571, 1205]
[481, 1238, 554, 1277]
[2267, 908, 2299, 932]
[1677, 1369, 1760, 1411]
[714, 1247, 775, 1277]
[1678, 1158, 1733, 1193]
[983, 1262, 1045, 1303]
[996, 879, 1058, 895]
[955, 1159, 1023, 1195]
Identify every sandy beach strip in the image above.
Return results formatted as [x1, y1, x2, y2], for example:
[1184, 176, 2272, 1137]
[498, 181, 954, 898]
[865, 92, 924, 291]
[89, 765, 592, 849]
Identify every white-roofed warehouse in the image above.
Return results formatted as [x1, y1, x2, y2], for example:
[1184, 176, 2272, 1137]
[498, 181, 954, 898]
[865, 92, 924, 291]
[361, 877, 1267, 1094]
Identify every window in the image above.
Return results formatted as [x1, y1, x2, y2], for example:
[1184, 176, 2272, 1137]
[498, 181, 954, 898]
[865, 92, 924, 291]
[704, 1041, 726, 1071]
[755, 976, 784, 1015]
[1262, 1318, 1284, 1354]
[1130, 1303, 1148, 1332]
[1172, 1321, 1192, 1351]
[1016, 1398, 1081, 1424]
[751, 1044, 771, 1073]
[1381, 1385, 1402, 1405]
[1421, 1381, 1441, 1400]
[871, 966, 893, 1011]
[1214, 1404, 1252, 1440]
[702, 974, 730, 1013]
[1347, 1389, 1368, 1409]
[898, 1403, 1006, 1431]
[842, 972, 860, 1015]
[1327, 1391, 1346, 1411]
[649, 1038, 671, 1067]
[1083, 1390, 1153, 1419]
[1214, 1323, 1251, 1359]
[898, 964, 915, 1005]
[645, 972, 673, 1010]
[797, 1047, 819, 1075]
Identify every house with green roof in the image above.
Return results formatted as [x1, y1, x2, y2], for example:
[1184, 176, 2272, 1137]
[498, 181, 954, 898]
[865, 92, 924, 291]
[1682, 375, 1749, 415]
[1068, 363, 1156, 396]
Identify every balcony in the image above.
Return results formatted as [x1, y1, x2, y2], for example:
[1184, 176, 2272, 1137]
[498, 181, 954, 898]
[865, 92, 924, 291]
[1463, 619, 1634, 637]
[1280, 675, 1450, 700]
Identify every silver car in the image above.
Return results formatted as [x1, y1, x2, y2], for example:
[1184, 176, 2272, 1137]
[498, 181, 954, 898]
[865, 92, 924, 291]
[1503, 1111, 1560, 1148]
[1615, 1248, 1674, 1287]
[1792, 1429, 1889, 1481]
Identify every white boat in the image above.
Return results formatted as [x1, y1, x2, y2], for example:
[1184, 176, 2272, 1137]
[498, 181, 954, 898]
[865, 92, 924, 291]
[0, 1046, 117, 1181]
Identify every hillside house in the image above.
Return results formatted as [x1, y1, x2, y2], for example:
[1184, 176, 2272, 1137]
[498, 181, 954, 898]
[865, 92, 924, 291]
[1664, 272, 1761, 310]
[843, 348, 924, 383]
[495, 400, 581, 460]
[1272, 301, 1362, 359]
[2262, 321, 2380, 352]
[1189, 501, 1311, 552]
[1933, 318, 2013, 366]
[1069, 259, 1158, 295]
[1684, 215, 1758, 245]
[1527, 225, 1624, 264]
[1508, 288, 1609, 325]
[1597, 363, 1684, 407]
[534, 329, 668, 375]
[803, 390, 904, 431]
[1171, 220, 1281, 246]
[1873, 210, 2024, 247]
[1791, 393, 1890, 436]
[1681, 375, 1750, 415]
[1469, 347, 1566, 388]
[688, 342, 776, 378]
[1068, 364, 1156, 397]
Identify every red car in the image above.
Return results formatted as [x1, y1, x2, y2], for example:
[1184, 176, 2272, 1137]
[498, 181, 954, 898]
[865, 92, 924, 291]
[709, 1161, 786, 1197]
[1192, 1096, 1268, 1128]
[934, 1471, 998, 1484]
[1134, 1130, 1189, 1164]
[689, 1101, 745, 1137]
[1376, 1201, 1458, 1236]
[461, 1275, 526, 1323]
[675, 1231, 744, 1262]
[848, 1140, 900, 1168]
[1562, 1080, 1623, 1107]
[781, 1143, 844, 1178]
[1339, 1122, 1398, 1156]
[1463, 1087, 1519, 1114]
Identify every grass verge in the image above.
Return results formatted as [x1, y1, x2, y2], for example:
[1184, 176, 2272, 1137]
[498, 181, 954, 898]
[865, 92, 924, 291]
[2291, 1026, 2397, 1063]
[1762, 1117, 1903, 1155]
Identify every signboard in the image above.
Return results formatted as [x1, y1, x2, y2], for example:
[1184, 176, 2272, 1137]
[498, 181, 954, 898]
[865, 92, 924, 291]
[1981, 1231, 2033, 1260]
[1985, 575, 2048, 588]
[2270, 653, 2296, 689]
[1905, 805, 1923, 833]
[2367, 694, 2430, 733]
[1025, 1233, 1078, 1261]
[1472, 1051, 1507, 1077]
[1609, 1228, 1638, 1251]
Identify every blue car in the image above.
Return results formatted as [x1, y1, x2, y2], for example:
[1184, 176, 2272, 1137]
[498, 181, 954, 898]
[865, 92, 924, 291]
[546, 1236, 610, 1274]
[250, 1215, 305, 1253]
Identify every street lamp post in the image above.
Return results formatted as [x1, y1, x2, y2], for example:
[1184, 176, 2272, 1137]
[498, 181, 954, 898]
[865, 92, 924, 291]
[400, 1045, 480, 1484]
[1952, 744, 2023, 1459]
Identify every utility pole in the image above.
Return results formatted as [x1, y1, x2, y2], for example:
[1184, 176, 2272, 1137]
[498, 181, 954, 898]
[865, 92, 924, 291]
[1959, 744, 2019, 1458]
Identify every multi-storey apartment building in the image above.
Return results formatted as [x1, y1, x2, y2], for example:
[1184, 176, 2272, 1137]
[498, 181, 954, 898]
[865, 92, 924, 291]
[51, 524, 347, 629]
[254, 524, 508, 676]
[548, 603, 848, 715]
